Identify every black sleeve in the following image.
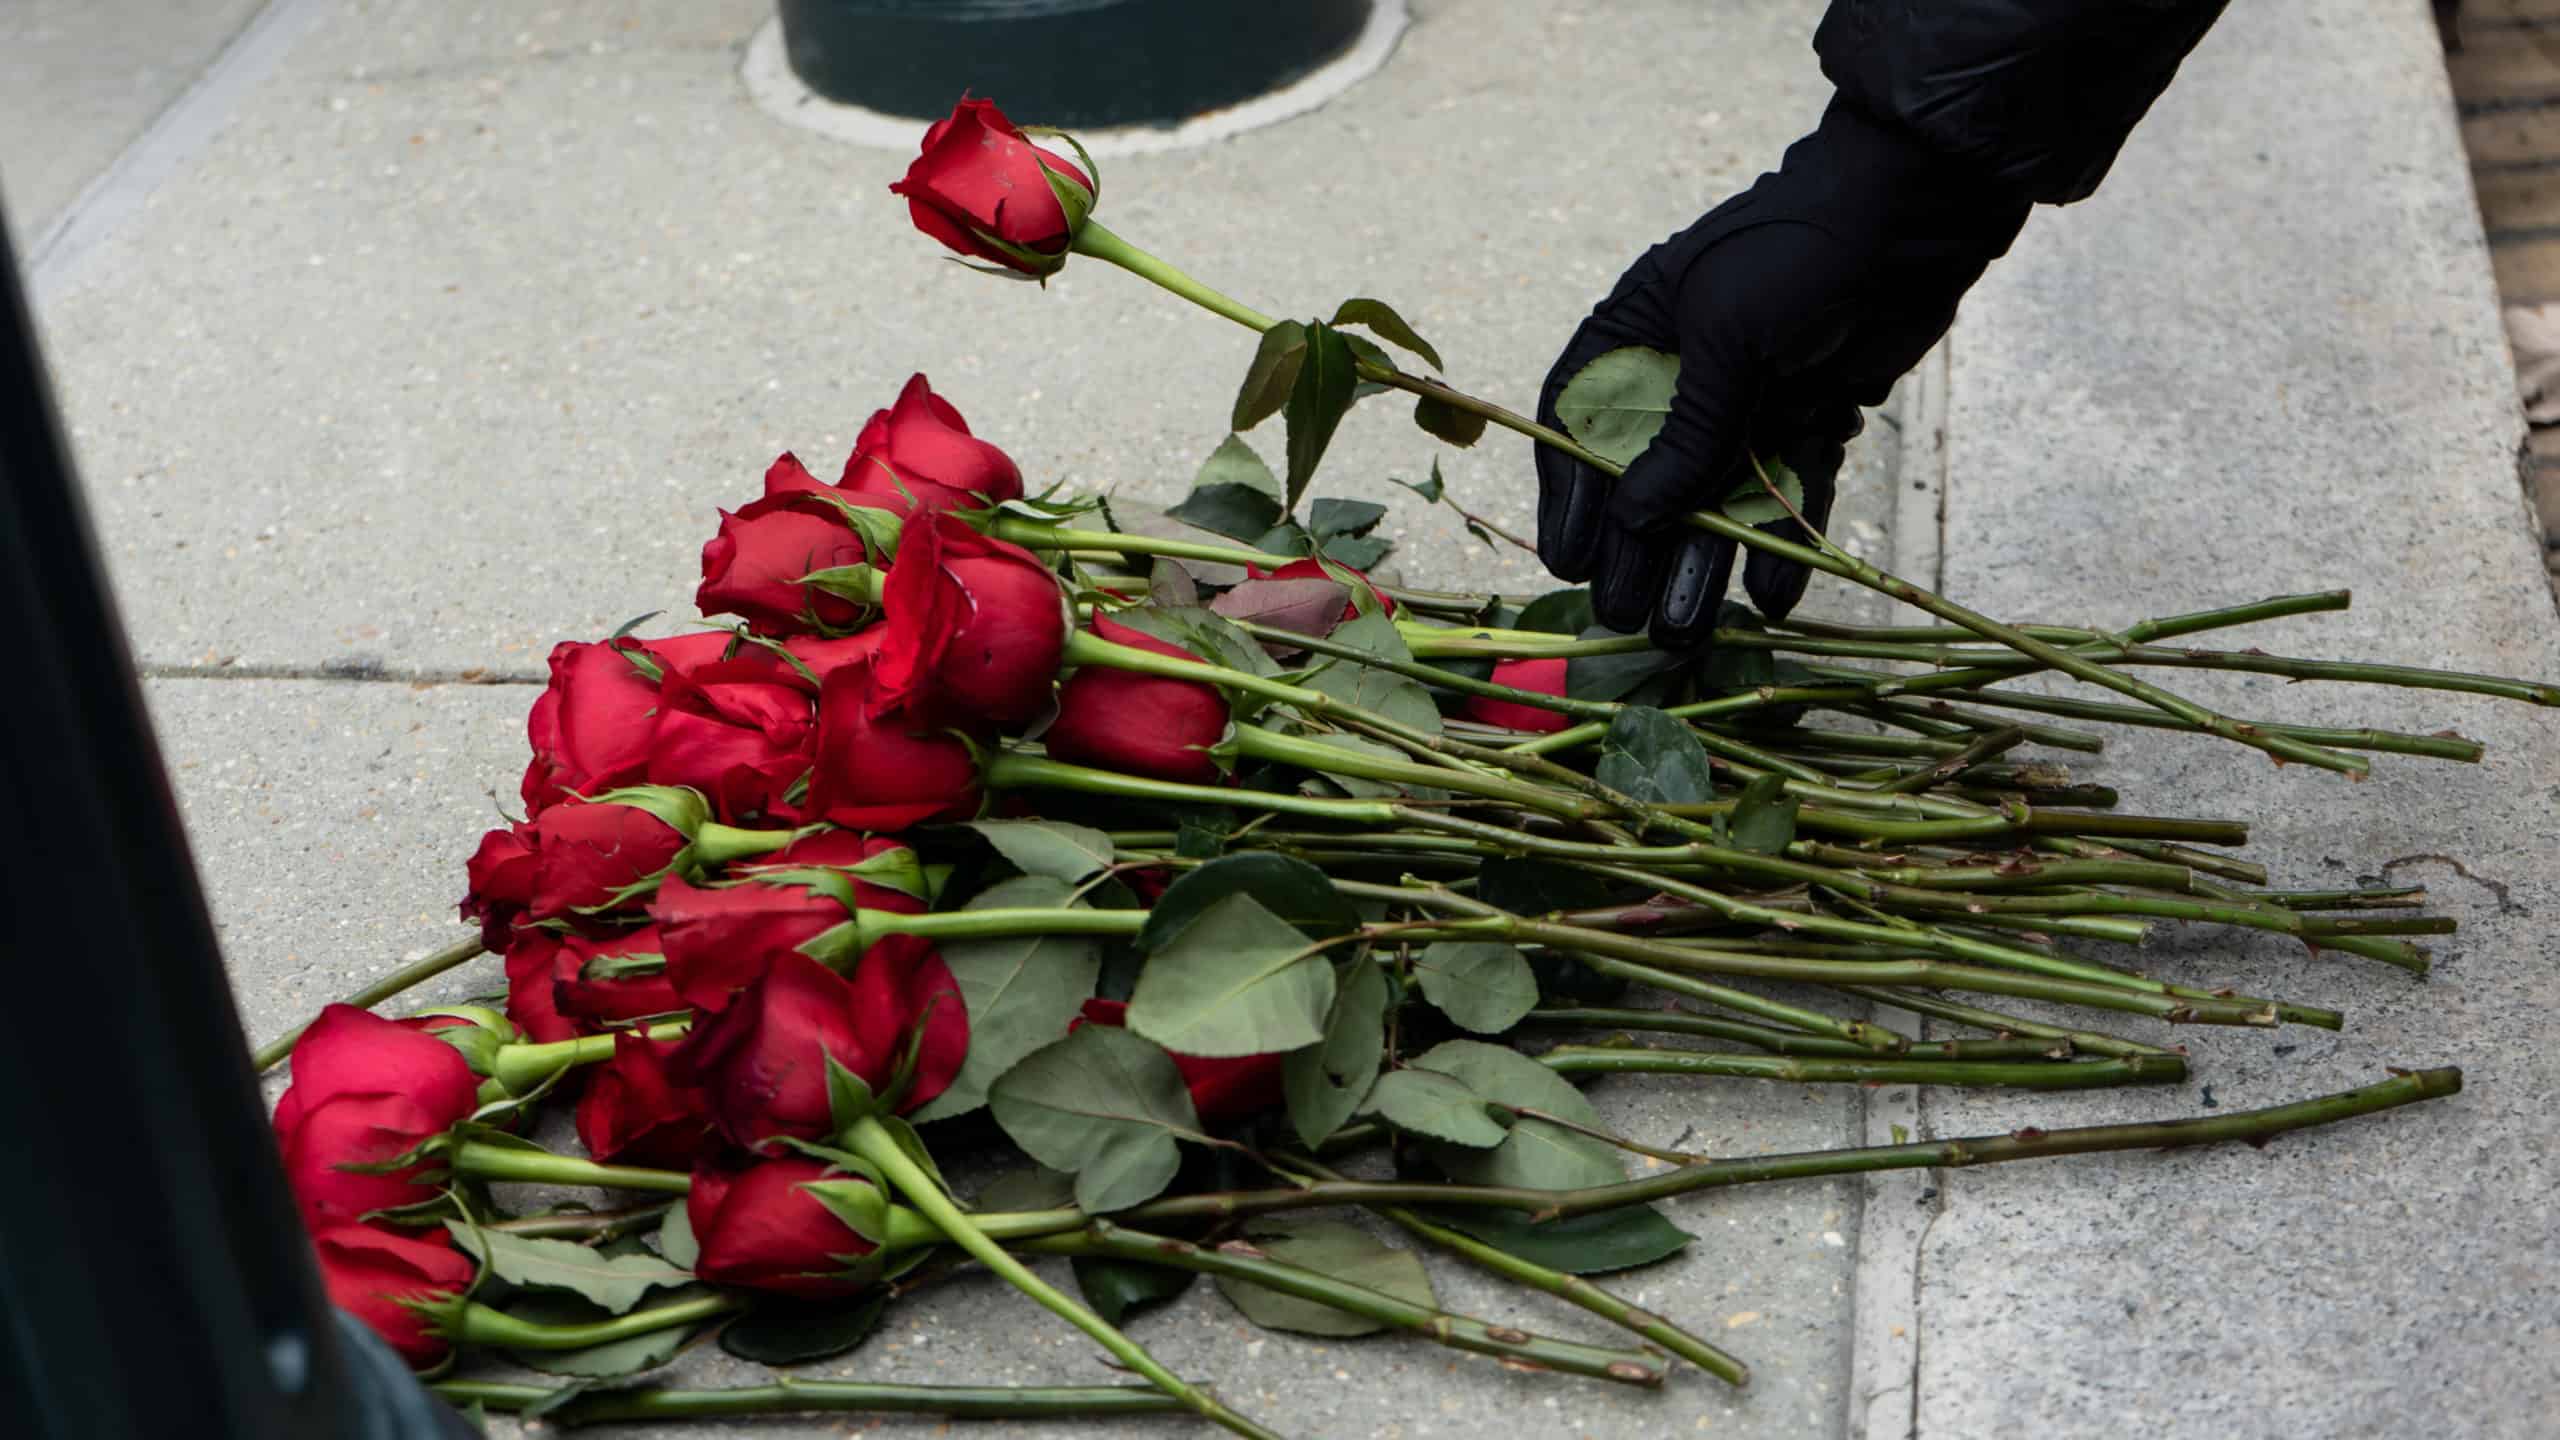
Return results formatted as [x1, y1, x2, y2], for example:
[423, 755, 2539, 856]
[1812, 0, 2230, 206]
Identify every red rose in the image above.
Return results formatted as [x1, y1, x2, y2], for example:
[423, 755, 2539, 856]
[782, 627, 886, 691]
[1459, 658, 1573, 734]
[697, 471, 897, 637]
[675, 944, 964, 1146]
[647, 830, 922, 1011]
[1245, 557, 1397, 619]
[273, 1006, 481, 1227]
[1044, 613, 1230, 784]
[875, 510, 1066, 729]
[889, 98, 1093, 277]
[576, 1033, 718, 1170]
[808, 659, 983, 831]
[553, 926, 687, 1030]
[312, 1224, 477, 1368]
[501, 931, 581, 1044]
[1072, 1000, 1285, 1126]
[840, 373, 1024, 515]
[461, 798, 689, 928]
[646, 656, 817, 824]
[687, 1158, 877, 1298]
[519, 633, 740, 816]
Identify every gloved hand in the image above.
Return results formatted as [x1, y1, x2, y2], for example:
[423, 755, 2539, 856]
[1535, 100, 2033, 648]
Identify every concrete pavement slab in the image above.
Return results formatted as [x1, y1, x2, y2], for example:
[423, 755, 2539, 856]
[1910, 1, 2559, 1434]
[37, 0, 1833, 677]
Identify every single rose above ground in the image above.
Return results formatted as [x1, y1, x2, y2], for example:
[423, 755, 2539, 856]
[889, 97, 1093, 278]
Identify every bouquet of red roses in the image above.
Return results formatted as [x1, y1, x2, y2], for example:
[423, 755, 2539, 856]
[254, 99, 2550, 1435]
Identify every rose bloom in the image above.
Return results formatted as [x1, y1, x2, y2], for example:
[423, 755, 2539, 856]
[645, 655, 817, 825]
[502, 924, 687, 1045]
[575, 1032, 718, 1170]
[673, 945, 965, 1146]
[460, 797, 688, 937]
[808, 658, 984, 831]
[1072, 1000, 1285, 1126]
[272, 1006, 482, 1228]
[1044, 613, 1229, 784]
[840, 373, 1024, 514]
[697, 456, 899, 637]
[311, 1224, 477, 1368]
[521, 632, 733, 816]
[1457, 657, 1574, 734]
[649, 829, 925, 1012]
[889, 98, 1093, 277]
[873, 510, 1066, 730]
[687, 1157, 878, 1298]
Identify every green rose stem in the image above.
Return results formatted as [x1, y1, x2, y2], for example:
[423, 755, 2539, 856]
[486, 1202, 675, 1239]
[433, 1291, 741, 1351]
[446, 1140, 694, 1195]
[1070, 220, 1279, 333]
[1871, 688, 2488, 764]
[842, 1115, 1282, 1440]
[1534, 1043, 2185, 1090]
[1282, 1157, 1752, 1388]
[1013, 1222, 1666, 1388]
[1523, 1010, 2079, 1062]
[985, 750, 1400, 825]
[434, 1379, 1186, 1423]
[1058, 627, 1447, 751]
[251, 934, 489, 1072]
[486, 1019, 692, 1095]
[1827, 987, 2180, 1061]
[1227, 723, 1596, 820]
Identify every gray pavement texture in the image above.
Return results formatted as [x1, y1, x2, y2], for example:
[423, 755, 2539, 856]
[17, 0, 2556, 1435]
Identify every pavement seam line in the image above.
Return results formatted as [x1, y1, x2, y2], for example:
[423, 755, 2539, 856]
[29, 0, 334, 305]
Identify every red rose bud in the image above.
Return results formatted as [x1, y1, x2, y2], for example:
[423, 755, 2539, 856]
[311, 1224, 478, 1368]
[697, 471, 899, 637]
[1245, 557, 1397, 619]
[1044, 613, 1230, 784]
[576, 1032, 718, 1170]
[875, 510, 1066, 729]
[687, 1157, 878, 1298]
[809, 658, 983, 831]
[889, 98, 1094, 278]
[840, 373, 1024, 515]
[1073, 1000, 1285, 1126]
[272, 1006, 482, 1227]
[553, 926, 686, 1030]
[650, 829, 925, 1011]
[646, 656, 818, 824]
[676, 943, 964, 1146]
[1459, 657, 1574, 734]
[519, 632, 741, 816]
[461, 788, 704, 933]
[459, 823, 540, 949]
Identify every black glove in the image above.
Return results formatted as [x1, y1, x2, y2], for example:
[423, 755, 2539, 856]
[1535, 100, 2033, 648]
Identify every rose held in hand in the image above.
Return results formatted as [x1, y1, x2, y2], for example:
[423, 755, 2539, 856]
[891, 98, 1093, 278]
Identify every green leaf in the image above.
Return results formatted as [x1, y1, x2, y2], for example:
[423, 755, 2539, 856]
[444, 1221, 694, 1315]
[655, 1199, 698, 1270]
[1594, 707, 1716, 808]
[988, 1024, 1201, 1214]
[1412, 941, 1537, 1034]
[1407, 1040, 1624, 1192]
[1330, 298, 1444, 372]
[1730, 772, 1799, 855]
[1233, 321, 1309, 432]
[1111, 604, 1282, 680]
[1722, 456, 1806, 527]
[1139, 851, 1361, 950]
[717, 1292, 888, 1366]
[1554, 347, 1678, 468]
[911, 875, 1104, 1123]
[1282, 323, 1360, 512]
[1432, 1205, 1694, 1275]
[1299, 612, 1443, 737]
[1127, 892, 1336, 1058]
[1337, 330, 1398, 395]
[964, 820, 1114, 884]
[1196, 433, 1283, 500]
[1308, 498, 1387, 541]
[1214, 1218, 1437, 1338]
[1283, 956, 1388, 1148]
[1320, 533, 1394, 570]
[976, 1166, 1078, 1212]
[1287, 732, 1419, 801]
[1387, 467, 1445, 504]
[1168, 484, 1285, 542]
[1369, 1068, 1505, 1147]
[503, 1291, 701, 1379]
[1413, 392, 1488, 447]
[1073, 1257, 1197, 1326]
[1516, 588, 1595, 637]
[1564, 626, 1688, 701]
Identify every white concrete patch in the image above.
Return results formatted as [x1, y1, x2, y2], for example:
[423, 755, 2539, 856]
[739, 0, 1410, 156]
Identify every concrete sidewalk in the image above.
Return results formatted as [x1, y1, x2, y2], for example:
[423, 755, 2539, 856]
[10, 1, 2550, 1436]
